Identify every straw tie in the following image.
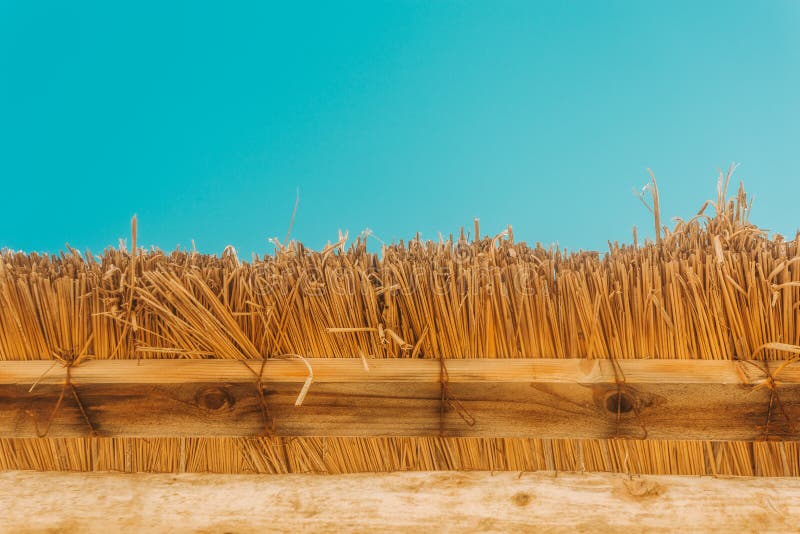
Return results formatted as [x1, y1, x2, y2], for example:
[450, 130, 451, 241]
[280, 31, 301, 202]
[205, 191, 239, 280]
[242, 354, 315, 436]
[742, 343, 800, 440]
[26, 351, 97, 438]
[242, 358, 275, 435]
[438, 355, 476, 437]
[607, 354, 648, 440]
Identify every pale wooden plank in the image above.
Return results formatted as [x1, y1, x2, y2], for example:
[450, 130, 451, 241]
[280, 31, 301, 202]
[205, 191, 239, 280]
[0, 471, 798, 532]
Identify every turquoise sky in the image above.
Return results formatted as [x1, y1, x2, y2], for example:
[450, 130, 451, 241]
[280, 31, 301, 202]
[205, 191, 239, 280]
[1, 1, 798, 255]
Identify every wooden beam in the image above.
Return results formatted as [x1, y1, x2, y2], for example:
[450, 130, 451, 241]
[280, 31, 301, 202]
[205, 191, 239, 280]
[3, 471, 800, 532]
[0, 358, 797, 440]
[2, 357, 799, 384]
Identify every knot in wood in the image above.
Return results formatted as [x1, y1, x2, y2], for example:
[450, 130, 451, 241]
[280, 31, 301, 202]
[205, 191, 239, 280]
[605, 391, 635, 415]
[197, 387, 234, 412]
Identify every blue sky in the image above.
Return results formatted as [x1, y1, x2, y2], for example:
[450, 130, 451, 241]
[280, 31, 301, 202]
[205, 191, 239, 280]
[1, 1, 798, 255]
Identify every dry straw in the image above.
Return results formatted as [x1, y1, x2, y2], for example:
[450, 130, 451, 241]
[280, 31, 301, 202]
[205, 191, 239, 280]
[0, 169, 799, 475]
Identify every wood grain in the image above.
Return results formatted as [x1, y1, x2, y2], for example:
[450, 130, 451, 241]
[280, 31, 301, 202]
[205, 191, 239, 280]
[0, 358, 797, 439]
[2, 357, 798, 385]
[1, 471, 799, 533]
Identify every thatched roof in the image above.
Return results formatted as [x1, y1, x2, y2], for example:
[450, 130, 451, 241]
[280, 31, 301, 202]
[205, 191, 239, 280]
[0, 176, 798, 476]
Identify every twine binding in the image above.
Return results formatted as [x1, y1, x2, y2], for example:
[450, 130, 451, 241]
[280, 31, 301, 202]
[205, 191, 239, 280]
[438, 355, 476, 437]
[27, 351, 96, 438]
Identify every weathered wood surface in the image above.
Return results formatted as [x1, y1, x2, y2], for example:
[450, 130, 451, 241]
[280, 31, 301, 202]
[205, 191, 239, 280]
[0, 358, 797, 439]
[1, 471, 799, 533]
[3, 357, 799, 384]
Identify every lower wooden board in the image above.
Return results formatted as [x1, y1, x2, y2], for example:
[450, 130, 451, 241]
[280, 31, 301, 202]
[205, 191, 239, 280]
[0, 358, 797, 440]
[1, 470, 799, 532]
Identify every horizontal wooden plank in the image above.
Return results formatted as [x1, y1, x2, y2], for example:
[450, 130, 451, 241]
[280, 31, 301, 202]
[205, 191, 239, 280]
[0, 358, 796, 440]
[3, 471, 799, 532]
[0, 357, 797, 385]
